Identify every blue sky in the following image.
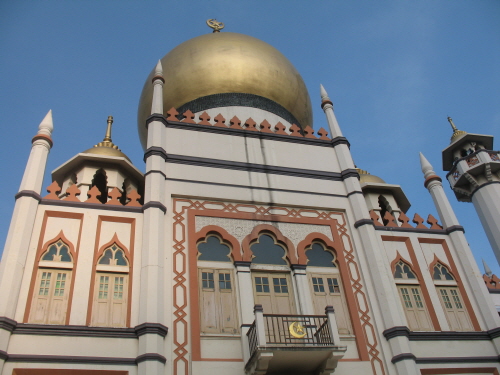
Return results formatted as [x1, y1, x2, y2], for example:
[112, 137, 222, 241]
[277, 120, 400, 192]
[1, 1, 499, 274]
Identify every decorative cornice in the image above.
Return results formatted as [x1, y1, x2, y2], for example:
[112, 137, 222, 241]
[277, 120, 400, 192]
[135, 353, 167, 364]
[375, 226, 446, 235]
[0, 350, 7, 361]
[383, 326, 500, 341]
[15, 190, 42, 202]
[145, 169, 167, 179]
[445, 225, 465, 234]
[4, 354, 136, 365]
[471, 181, 500, 199]
[0, 316, 17, 332]
[424, 175, 442, 189]
[341, 169, 360, 180]
[159, 153, 346, 182]
[415, 355, 500, 364]
[347, 190, 364, 197]
[145, 114, 340, 148]
[134, 322, 168, 338]
[31, 134, 53, 148]
[234, 261, 252, 268]
[144, 146, 167, 162]
[40, 199, 142, 213]
[13, 323, 136, 338]
[291, 264, 307, 271]
[151, 75, 165, 84]
[320, 99, 333, 109]
[142, 201, 167, 214]
[391, 353, 416, 364]
[354, 219, 374, 229]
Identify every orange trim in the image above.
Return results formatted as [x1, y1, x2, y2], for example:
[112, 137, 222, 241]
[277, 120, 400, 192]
[194, 225, 242, 261]
[428, 254, 457, 281]
[418, 237, 481, 331]
[390, 251, 415, 277]
[185, 207, 371, 363]
[381, 236, 441, 331]
[421, 368, 499, 375]
[23, 211, 84, 324]
[241, 224, 297, 264]
[86, 216, 135, 327]
[296, 232, 368, 360]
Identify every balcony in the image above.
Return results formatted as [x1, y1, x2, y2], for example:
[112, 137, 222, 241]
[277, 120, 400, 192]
[245, 305, 347, 375]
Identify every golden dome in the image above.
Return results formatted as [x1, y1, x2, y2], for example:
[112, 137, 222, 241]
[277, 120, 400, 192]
[137, 32, 313, 148]
[357, 168, 386, 184]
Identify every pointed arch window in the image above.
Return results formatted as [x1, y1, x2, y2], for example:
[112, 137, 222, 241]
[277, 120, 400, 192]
[305, 241, 352, 334]
[393, 259, 433, 331]
[91, 242, 130, 327]
[432, 262, 473, 331]
[196, 233, 238, 334]
[29, 238, 74, 325]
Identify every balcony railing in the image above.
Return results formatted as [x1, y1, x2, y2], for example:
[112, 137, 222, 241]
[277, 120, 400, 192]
[245, 305, 346, 375]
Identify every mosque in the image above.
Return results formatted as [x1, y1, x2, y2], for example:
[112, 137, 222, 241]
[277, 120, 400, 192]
[1, 20, 500, 375]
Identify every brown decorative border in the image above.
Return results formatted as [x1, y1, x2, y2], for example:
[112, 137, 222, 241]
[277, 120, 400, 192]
[23, 211, 84, 324]
[85, 216, 136, 327]
[418, 238, 481, 331]
[195, 225, 242, 261]
[241, 224, 297, 264]
[173, 198, 386, 375]
[381, 236, 441, 331]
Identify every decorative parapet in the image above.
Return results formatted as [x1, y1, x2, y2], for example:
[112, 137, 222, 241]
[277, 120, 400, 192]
[44, 181, 142, 207]
[369, 210, 444, 232]
[484, 274, 500, 291]
[164, 108, 332, 141]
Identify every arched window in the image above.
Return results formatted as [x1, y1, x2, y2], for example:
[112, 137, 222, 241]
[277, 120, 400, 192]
[29, 239, 74, 325]
[305, 242, 352, 334]
[91, 242, 129, 327]
[432, 262, 472, 331]
[196, 234, 238, 334]
[393, 259, 432, 331]
[250, 234, 288, 265]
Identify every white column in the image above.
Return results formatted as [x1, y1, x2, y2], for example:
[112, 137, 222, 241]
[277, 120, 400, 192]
[321, 86, 418, 375]
[421, 153, 500, 332]
[236, 261, 254, 363]
[0, 111, 53, 373]
[291, 265, 314, 315]
[472, 184, 500, 266]
[137, 61, 167, 375]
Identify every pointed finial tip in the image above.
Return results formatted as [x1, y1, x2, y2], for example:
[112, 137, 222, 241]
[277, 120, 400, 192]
[154, 60, 163, 76]
[38, 109, 54, 135]
[419, 152, 434, 177]
[483, 259, 493, 277]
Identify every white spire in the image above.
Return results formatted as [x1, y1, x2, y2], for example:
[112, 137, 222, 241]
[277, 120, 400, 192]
[151, 60, 164, 115]
[419, 152, 435, 179]
[154, 60, 163, 77]
[37, 110, 53, 137]
[483, 259, 493, 277]
[320, 84, 329, 101]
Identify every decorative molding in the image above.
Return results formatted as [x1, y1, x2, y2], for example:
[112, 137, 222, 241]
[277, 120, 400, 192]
[40, 199, 142, 213]
[445, 225, 465, 234]
[135, 353, 167, 364]
[341, 169, 360, 180]
[471, 181, 500, 199]
[382, 326, 410, 340]
[0, 350, 7, 360]
[15, 190, 42, 202]
[354, 219, 374, 229]
[291, 264, 307, 271]
[415, 356, 500, 364]
[145, 169, 167, 179]
[31, 134, 53, 148]
[374, 225, 446, 235]
[0, 316, 17, 332]
[134, 322, 169, 337]
[383, 326, 500, 341]
[347, 190, 364, 197]
[165, 177, 347, 198]
[142, 201, 167, 214]
[13, 324, 136, 338]
[330, 137, 351, 149]
[144, 146, 167, 162]
[233, 261, 252, 268]
[424, 175, 443, 189]
[391, 353, 416, 364]
[4, 354, 136, 365]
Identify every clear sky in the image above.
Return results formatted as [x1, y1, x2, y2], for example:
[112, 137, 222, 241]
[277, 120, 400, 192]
[0, 1, 499, 274]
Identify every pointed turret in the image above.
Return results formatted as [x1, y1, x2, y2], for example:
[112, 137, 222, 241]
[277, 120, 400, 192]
[419, 152, 435, 179]
[37, 109, 54, 137]
[483, 259, 493, 278]
[151, 60, 164, 115]
[319, 84, 342, 138]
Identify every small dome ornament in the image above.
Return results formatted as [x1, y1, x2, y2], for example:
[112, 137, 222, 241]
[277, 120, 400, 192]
[448, 116, 467, 144]
[206, 19, 224, 33]
[83, 116, 130, 160]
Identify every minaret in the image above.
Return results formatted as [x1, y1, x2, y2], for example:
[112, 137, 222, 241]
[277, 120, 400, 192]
[420, 152, 500, 330]
[321, 85, 420, 375]
[0, 111, 53, 373]
[441, 117, 500, 266]
[137, 60, 168, 374]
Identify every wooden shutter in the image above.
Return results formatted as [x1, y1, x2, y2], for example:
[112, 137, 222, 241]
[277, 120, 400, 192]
[437, 287, 473, 331]
[252, 272, 296, 315]
[397, 285, 433, 331]
[29, 269, 72, 324]
[309, 273, 352, 334]
[91, 273, 128, 327]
